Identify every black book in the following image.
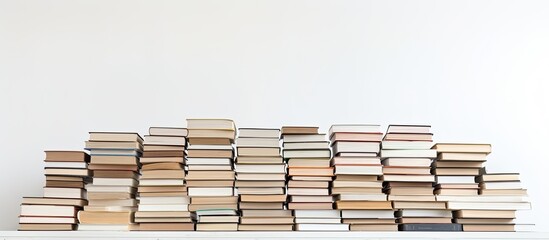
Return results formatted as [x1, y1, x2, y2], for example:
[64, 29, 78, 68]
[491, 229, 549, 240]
[399, 224, 463, 231]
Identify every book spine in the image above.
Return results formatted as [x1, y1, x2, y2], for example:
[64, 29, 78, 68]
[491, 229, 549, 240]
[399, 223, 463, 231]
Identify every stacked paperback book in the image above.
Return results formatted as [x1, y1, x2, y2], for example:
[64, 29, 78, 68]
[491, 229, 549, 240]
[135, 127, 192, 231]
[434, 143, 533, 231]
[282, 126, 344, 231]
[186, 119, 238, 231]
[330, 124, 395, 231]
[381, 125, 459, 232]
[235, 128, 292, 231]
[19, 151, 90, 231]
[78, 132, 143, 231]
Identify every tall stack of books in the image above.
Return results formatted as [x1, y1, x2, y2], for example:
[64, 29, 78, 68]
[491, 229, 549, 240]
[282, 126, 345, 231]
[78, 132, 143, 231]
[19, 151, 90, 231]
[381, 125, 459, 232]
[235, 128, 292, 231]
[329, 124, 396, 231]
[134, 127, 193, 231]
[185, 119, 238, 231]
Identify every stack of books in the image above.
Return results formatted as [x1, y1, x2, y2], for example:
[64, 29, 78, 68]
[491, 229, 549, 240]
[134, 127, 193, 231]
[330, 124, 395, 231]
[185, 119, 238, 231]
[19, 151, 90, 231]
[78, 132, 143, 231]
[235, 128, 292, 231]
[282, 126, 344, 231]
[448, 172, 533, 232]
[380, 125, 458, 231]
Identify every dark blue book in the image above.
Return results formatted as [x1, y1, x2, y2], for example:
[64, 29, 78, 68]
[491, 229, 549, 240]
[399, 224, 463, 231]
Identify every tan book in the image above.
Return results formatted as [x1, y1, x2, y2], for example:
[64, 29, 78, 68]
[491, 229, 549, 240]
[18, 223, 74, 231]
[87, 192, 134, 200]
[141, 162, 183, 170]
[455, 218, 515, 224]
[198, 216, 239, 223]
[138, 186, 187, 193]
[187, 119, 235, 130]
[142, 151, 185, 158]
[93, 170, 138, 179]
[397, 217, 452, 224]
[187, 149, 233, 158]
[188, 138, 232, 145]
[236, 156, 283, 164]
[135, 211, 191, 218]
[186, 171, 235, 180]
[387, 187, 434, 196]
[241, 210, 292, 217]
[237, 173, 286, 181]
[477, 173, 520, 182]
[78, 211, 132, 224]
[237, 147, 280, 157]
[235, 181, 285, 188]
[383, 133, 433, 141]
[438, 152, 488, 161]
[287, 202, 333, 210]
[386, 182, 433, 188]
[141, 170, 185, 179]
[281, 126, 319, 135]
[434, 168, 480, 176]
[388, 195, 436, 201]
[190, 196, 238, 205]
[331, 187, 382, 194]
[85, 141, 142, 150]
[454, 210, 516, 219]
[393, 201, 446, 209]
[288, 167, 334, 176]
[44, 151, 89, 162]
[137, 223, 194, 231]
[479, 189, 528, 195]
[332, 181, 382, 188]
[462, 224, 514, 232]
[434, 189, 478, 195]
[135, 217, 192, 223]
[433, 161, 484, 168]
[140, 157, 184, 164]
[44, 168, 90, 177]
[343, 219, 396, 224]
[336, 201, 392, 210]
[241, 194, 287, 202]
[290, 195, 333, 203]
[45, 181, 84, 188]
[139, 192, 187, 197]
[335, 175, 378, 181]
[196, 223, 238, 231]
[45, 176, 84, 182]
[88, 164, 138, 171]
[330, 132, 383, 142]
[381, 175, 435, 182]
[188, 204, 238, 212]
[187, 130, 235, 140]
[332, 157, 381, 166]
[186, 180, 234, 187]
[240, 216, 294, 224]
[238, 224, 293, 231]
[89, 132, 143, 143]
[90, 156, 138, 165]
[21, 197, 86, 207]
[143, 145, 185, 151]
[288, 158, 331, 167]
[239, 202, 284, 209]
[436, 184, 479, 189]
[382, 167, 431, 175]
[433, 143, 492, 153]
[350, 224, 398, 231]
[288, 181, 328, 188]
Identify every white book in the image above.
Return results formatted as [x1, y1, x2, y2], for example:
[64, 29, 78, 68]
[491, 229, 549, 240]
[138, 196, 190, 205]
[380, 149, 437, 158]
[387, 125, 431, 134]
[295, 223, 349, 231]
[382, 141, 435, 150]
[236, 187, 284, 195]
[235, 164, 285, 173]
[287, 188, 329, 196]
[89, 149, 140, 156]
[85, 185, 135, 193]
[188, 187, 234, 197]
[446, 201, 531, 210]
[187, 165, 233, 171]
[338, 194, 387, 201]
[236, 173, 285, 181]
[19, 216, 76, 224]
[293, 210, 341, 219]
[20, 205, 76, 217]
[186, 158, 232, 165]
[332, 181, 383, 188]
[43, 188, 84, 199]
[436, 195, 530, 202]
[144, 135, 186, 146]
[93, 178, 137, 186]
[437, 176, 476, 184]
[329, 124, 381, 135]
[139, 179, 184, 186]
[283, 134, 327, 143]
[382, 175, 435, 182]
[238, 128, 280, 138]
[44, 162, 87, 169]
[138, 204, 188, 212]
[283, 142, 330, 150]
[332, 142, 380, 153]
[341, 210, 395, 219]
[332, 157, 380, 165]
[77, 224, 132, 231]
[187, 144, 233, 150]
[237, 138, 280, 147]
[382, 158, 432, 167]
[87, 199, 136, 207]
[196, 209, 238, 216]
[283, 149, 331, 158]
[335, 165, 382, 175]
[295, 218, 342, 224]
[148, 127, 187, 137]
[396, 209, 452, 217]
[482, 181, 522, 189]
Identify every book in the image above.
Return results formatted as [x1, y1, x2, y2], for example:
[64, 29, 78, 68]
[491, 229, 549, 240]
[295, 224, 349, 231]
[89, 132, 143, 143]
[238, 128, 280, 138]
[148, 127, 187, 137]
[20, 205, 77, 217]
[44, 151, 90, 162]
[433, 143, 492, 153]
[399, 223, 462, 231]
[187, 119, 236, 130]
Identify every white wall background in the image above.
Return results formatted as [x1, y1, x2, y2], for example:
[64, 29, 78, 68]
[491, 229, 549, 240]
[0, 0, 548, 231]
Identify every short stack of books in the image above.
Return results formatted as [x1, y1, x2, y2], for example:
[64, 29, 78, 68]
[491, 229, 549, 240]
[78, 132, 143, 231]
[134, 127, 193, 231]
[235, 128, 292, 231]
[330, 124, 395, 231]
[381, 125, 458, 231]
[448, 172, 533, 232]
[19, 151, 90, 231]
[185, 119, 238, 231]
[282, 126, 344, 231]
